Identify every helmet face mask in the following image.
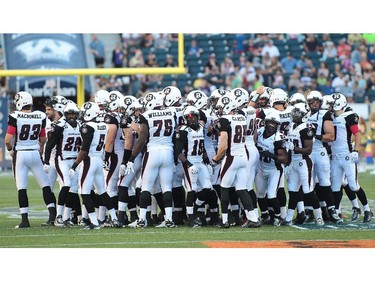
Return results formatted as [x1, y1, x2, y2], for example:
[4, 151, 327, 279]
[306, 91, 323, 113]
[264, 112, 280, 135]
[94, 90, 110, 111]
[183, 106, 200, 130]
[64, 102, 80, 127]
[270, 88, 288, 108]
[163, 86, 181, 107]
[291, 103, 309, 123]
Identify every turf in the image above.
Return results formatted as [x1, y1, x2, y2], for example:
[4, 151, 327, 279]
[1, 170, 375, 248]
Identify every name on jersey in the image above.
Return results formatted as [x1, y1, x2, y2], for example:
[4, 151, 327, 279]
[17, 113, 42, 119]
[279, 113, 291, 119]
[147, 111, 172, 118]
[97, 125, 107, 130]
[231, 116, 246, 121]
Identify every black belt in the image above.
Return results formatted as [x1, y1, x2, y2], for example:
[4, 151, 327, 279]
[17, 149, 37, 151]
[64, 157, 76, 160]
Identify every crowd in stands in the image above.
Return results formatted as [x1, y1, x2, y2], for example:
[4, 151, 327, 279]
[91, 33, 375, 104]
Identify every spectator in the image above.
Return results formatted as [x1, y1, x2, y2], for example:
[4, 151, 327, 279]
[272, 69, 286, 89]
[164, 54, 176, 67]
[261, 39, 280, 59]
[145, 52, 158, 67]
[139, 33, 154, 49]
[220, 56, 235, 78]
[187, 39, 203, 56]
[337, 39, 352, 60]
[231, 34, 247, 55]
[111, 42, 126, 68]
[204, 53, 218, 74]
[340, 55, 352, 73]
[154, 33, 171, 49]
[225, 71, 243, 89]
[353, 80, 366, 102]
[338, 76, 354, 102]
[317, 61, 330, 78]
[351, 45, 362, 66]
[268, 56, 282, 74]
[89, 34, 105, 68]
[288, 69, 303, 92]
[348, 33, 363, 47]
[303, 34, 321, 53]
[367, 45, 375, 65]
[205, 66, 224, 90]
[300, 69, 312, 88]
[261, 51, 272, 69]
[296, 52, 309, 72]
[319, 79, 335, 95]
[322, 41, 338, 60]
[331, 71, 346, 91]
[280, 51, 298, 75]
[193, 73, 210, 94]
[316, 72, 328, 87]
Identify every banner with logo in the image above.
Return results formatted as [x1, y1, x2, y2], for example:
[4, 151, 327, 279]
[3, 34, 91, 99]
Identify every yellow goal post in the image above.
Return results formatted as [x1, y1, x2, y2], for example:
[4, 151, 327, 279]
[0, 33, 186, 106]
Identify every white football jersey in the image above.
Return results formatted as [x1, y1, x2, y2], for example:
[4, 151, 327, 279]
[217, 113, 247, 156]
[140, 108, 177, 152]
[331, 111, 359, 155]
[287, 122, 315, 160]
[307, 109, 333, 149]
[8, 110, 47, 151]
[80, 121, 108, 157]
[176, 124, 205, 163]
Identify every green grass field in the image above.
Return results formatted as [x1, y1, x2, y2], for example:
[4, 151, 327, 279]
[1, 170, 375, 248]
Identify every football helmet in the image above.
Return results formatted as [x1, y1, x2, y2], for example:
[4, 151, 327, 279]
[264, 111, 281, 134]
[64, 101, 80, 126]
[120, 95, 142, 116]
[321, 94, 335, 110]
[144, 91, 164, 110]
[94, 89, 110, 110]
[332, 93, 347, 111]
[186, 90, 208, 110]
[291, 103, 310, 123]
[216, 95, 237, 115]
[183, 105, 200, 130]
[270, 88, 288, 107]
[230, 87, 249, 108]
[15, 91, 33, 111]
[107, 90, 123, 111]
[289, 92, 307, 106]
[81, 102, 100, 121]
[163, 86, 181, 107]
[209, 88, 227, 109]
[306, 90, 323, 113]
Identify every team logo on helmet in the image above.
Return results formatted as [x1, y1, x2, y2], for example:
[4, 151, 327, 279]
[14, 93, 20, 101]
[145, 94, 153, 102]
[234, 89, 242, 97]
[163, 87, 171, 95]
[124, 97, 133, 105]
[83, 102, 92, 109]
[221, 97, 230, 105]
[218, 89, 226, 95]
[109, 93, 118, 101]
[332, 94, 341, 100]
[194, 91, 202, 99]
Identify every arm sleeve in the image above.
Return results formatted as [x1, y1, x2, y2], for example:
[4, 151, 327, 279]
[174, 129, 188, 164]
[44, 124, 64, 164]
[80, 124, 95, 152]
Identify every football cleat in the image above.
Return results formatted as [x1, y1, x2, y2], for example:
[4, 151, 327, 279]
[351, 207, 361, 222]
[281, 219, 293, 226]
[293, 211, 307, 225]
[63, 220, 75, 227]
[221, 221, 230, 228]
[273, 217, 281, 227]
[328, 208, 343, 224]
[165, 220, 176, 228]
[363, 211, 373, 223]
[136, 219, 147, 228]
[241, 219, 261, 228]
[111, 219, 123, 228]
[54, 215, 64, 227]
[316, 218, 325, 226]
[41, 220, 55, 226]
[304, 210, 315, 224]
[15, 222, 31, 229]
[83, 223, 100, 230]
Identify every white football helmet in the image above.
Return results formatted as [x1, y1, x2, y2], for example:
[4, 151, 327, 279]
[120, 95, 142, 116]
[289, 92, 307, 106]
[64, 101, 80, 125]
[306, 90, 323, 102]
[107, 90, 123, 111]
[264, 111, 281, 124]
[332, 93, 347, 111]
[291, 102, 310, 123]
[183, 105, 200, 129]
[94, 89, 110, 110]
[231, 87, 249, 107]
[216, 95, 237, 115]
[270, 88, 289, 107]
[163, 86, 181, 107]
[51, 96, 68, 114]
[15, 91, 33, 111]
[144, 91, 164, 110]
[321, 94, 335, 110]
[81, 102, 100, 121]
[186, 90, 208, 110]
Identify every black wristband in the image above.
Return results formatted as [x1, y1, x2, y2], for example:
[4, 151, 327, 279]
[315, 135, 323, 141]
[7, 147, 12, 151]
[122, 149, 132, 165]
[128, 155, 135, 163]
[353, 149, 358, 153]
[185, 160, 193, 168]
[71, 162, 78, 171]
[104, 151, 112, 162]
[203, 157, 210, 165]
